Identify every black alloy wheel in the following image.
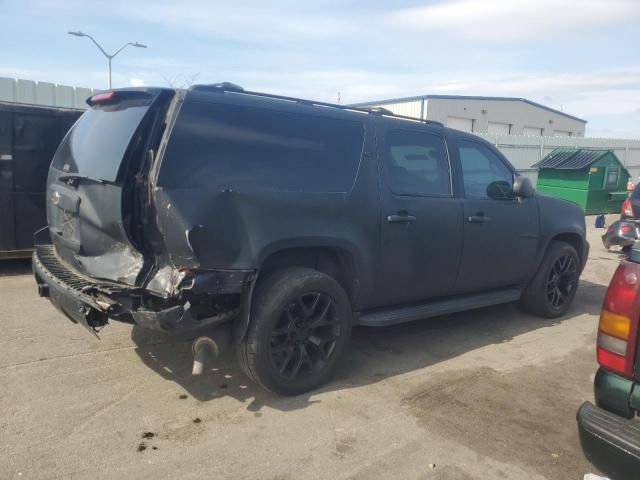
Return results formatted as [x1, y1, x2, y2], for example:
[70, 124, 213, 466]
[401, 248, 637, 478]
[546, 254, 578, 309]
[237, 267, 352, 395]
[269, 292, 341, 380]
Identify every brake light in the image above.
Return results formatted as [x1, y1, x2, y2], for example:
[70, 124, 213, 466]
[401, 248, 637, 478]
[621, 224, 632, 234]
[87, 91, 115, 105]
[597, 261, 640, 377]
[622, 199, 633, 217]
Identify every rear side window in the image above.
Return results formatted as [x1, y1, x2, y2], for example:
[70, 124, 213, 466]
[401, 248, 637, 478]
[385, 129, 450, 196]
[51, 102, 150, 182]
[158, 102, 365, 192]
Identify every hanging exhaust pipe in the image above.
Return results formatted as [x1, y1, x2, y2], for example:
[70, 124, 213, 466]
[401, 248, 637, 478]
[191, 336, 219, 375]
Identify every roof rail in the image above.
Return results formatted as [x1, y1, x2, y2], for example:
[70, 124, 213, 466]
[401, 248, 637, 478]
[189, 82, 444, 127]
[190, 82, 245, 92]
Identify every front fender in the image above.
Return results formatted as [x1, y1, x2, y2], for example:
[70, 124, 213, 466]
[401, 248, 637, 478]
[535, 194, 588, 270]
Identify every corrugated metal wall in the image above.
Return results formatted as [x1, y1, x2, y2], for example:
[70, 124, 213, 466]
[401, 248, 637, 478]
[0, 77, 98, 110]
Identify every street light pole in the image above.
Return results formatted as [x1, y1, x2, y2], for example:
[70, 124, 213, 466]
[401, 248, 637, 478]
[68, 31, 147, 89]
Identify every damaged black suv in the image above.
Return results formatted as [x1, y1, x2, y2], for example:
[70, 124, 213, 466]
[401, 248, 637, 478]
[33, 84, 589, 395]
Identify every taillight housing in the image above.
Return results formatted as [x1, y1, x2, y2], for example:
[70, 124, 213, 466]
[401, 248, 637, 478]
[621, 198, 633, 218]
[87, 91, 116, 105]
[597, 260, 640, 377]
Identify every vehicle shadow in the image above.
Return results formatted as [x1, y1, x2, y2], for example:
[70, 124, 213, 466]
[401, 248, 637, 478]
[131, 278, 607, 412]
[0, 258, 32, 277]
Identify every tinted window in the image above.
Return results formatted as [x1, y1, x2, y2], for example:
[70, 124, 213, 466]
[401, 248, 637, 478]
[385, 129, 450, 196]
[51, 102, 150, 182]
[631, 182, 640, 199]
[158, 102, 365, 192]
[458, 140, 513, 199]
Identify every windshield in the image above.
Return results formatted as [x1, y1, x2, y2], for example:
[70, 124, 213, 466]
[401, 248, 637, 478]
[51, 102, 150, 182]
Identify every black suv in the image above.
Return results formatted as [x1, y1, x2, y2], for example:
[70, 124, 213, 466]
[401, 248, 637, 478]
[33, 84, 588, 394]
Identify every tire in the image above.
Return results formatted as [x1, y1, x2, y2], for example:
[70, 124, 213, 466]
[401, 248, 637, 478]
[520, 240, 580, 318]
[236, 267, 353, 395]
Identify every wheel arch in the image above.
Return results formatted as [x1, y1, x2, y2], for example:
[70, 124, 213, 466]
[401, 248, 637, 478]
[234, 240, 367, 343]
[551, 232, 585, 265]
[257, 245, 360, 305]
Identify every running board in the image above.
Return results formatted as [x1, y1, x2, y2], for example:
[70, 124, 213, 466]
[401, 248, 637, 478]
[357, 289, 522, 327]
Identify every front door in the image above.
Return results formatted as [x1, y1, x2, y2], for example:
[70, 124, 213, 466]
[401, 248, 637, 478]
[374, 127, 464, 308]
[454, 138, 539, 293]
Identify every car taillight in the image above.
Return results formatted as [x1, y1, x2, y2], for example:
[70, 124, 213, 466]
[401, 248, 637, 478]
[621, 224, 632, 234]
[621, 199, 633, 217]
[597, 260, 640, 377]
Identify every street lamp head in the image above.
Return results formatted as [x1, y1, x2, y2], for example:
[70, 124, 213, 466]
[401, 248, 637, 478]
[132, 42, 147, 48]
[68, 31, 86, 37]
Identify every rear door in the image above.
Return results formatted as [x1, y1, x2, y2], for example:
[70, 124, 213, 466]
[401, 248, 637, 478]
[46, 89, 172, 284]
[454, 138, 539, 293]
[375, 125, 463, 307]
[0, 109, 15, 252]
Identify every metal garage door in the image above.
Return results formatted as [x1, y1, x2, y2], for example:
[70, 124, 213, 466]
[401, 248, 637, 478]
[447, 116, 474, 132]
[523, 126, 543, 136]
[488, 122, 511, 135]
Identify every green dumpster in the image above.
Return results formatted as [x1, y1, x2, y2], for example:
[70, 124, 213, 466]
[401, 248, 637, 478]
[533, 148, 630, 214]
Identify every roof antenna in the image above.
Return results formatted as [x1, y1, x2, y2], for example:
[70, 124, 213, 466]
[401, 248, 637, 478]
[337, 91, 341, 104]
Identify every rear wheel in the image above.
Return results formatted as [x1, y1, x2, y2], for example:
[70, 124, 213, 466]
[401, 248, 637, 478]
[521, 241, 580, 318]
[237, 267, 352, 395]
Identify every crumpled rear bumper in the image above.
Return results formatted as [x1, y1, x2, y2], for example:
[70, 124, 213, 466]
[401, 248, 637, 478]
[32, 244, 249, 334]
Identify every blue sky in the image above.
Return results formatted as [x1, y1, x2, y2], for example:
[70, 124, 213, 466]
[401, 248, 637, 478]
[2, 0, 639, 138]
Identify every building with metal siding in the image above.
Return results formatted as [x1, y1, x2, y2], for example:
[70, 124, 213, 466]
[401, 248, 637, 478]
[350, 94, 586, 137]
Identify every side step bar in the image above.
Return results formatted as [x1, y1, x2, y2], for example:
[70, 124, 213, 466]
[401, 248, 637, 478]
[357, 289, 522, 327]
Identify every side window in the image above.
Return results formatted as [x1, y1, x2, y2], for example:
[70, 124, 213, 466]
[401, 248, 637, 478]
[458, 140, 514, 199]
[385, 129, 451, 196]
[605, 167, 619, 188]
[158, 102, 365, 192]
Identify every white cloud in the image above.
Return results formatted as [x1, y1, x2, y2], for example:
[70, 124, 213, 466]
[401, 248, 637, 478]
[129, 78, 145, 87]
[389, 0, 640, 41]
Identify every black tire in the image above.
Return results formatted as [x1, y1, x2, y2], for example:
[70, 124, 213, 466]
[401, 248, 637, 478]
[520, 240, 580, 318]
[236, 267, 352, 395]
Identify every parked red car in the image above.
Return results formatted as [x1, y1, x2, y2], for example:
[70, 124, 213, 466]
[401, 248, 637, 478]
[577, 243, 640, 479]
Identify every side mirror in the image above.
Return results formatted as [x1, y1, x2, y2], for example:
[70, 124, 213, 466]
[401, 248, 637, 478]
[513, 176, 534, 198]
[486, 180, 513, 200]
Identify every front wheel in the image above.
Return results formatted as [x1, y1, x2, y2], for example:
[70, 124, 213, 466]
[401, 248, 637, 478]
[520, 241, 580, 318]
[237, 267, 352, 395]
